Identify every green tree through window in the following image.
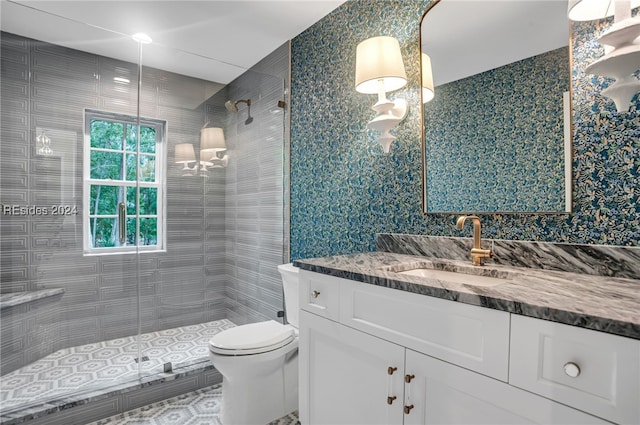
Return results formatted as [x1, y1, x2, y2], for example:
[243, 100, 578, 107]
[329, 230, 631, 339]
[84, 110, 165, 254]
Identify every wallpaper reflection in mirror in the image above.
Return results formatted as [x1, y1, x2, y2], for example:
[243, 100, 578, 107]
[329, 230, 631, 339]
[424, 48, 571, 213]
[422, 0, 572, 214]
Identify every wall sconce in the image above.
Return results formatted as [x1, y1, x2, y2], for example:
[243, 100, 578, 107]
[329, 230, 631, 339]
[36, 130, 53, 156]
[355, 36, 409, 153]
[174, 127, 228, 177]
[200, 127, 228, 169]
[175, 143, 197, 176]
[568, 0, 640, 112]
[421, 53, 435, 103]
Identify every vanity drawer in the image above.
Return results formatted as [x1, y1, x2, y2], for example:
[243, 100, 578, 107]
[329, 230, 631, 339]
[298, 270, 341, 321]
[339, 279, 510, 381]
[509, 314, 640, 424]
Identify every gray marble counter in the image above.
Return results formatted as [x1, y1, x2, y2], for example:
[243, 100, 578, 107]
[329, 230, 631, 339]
[293, 250, 640, 340]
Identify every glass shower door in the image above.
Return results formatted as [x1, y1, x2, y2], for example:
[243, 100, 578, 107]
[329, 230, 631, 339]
[132, 43, 237, 379]
[132, 40, 289, 380]
[2, 6, 290, 423]
[0, 4, 146, 419]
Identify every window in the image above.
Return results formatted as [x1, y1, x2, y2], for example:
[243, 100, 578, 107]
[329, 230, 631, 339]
[83, 110, 166, 254]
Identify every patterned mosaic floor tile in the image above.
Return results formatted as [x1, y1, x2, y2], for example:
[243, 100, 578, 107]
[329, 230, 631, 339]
[86, 384, 300, 425]
[0, 319, 235, 413]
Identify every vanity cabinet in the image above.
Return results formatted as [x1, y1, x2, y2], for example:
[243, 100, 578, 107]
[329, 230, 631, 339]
[298, 270, 624, 425]
[300, 310, 405, 425]
[338, 273, 510, 381]
[403, 349, 609, 425]
[509, 314, 640, 424]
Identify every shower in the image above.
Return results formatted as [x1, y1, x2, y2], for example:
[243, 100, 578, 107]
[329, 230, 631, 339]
[0, 2, 292, 423]
[225, 98, 253, 124]
[225, 98, 251, 112]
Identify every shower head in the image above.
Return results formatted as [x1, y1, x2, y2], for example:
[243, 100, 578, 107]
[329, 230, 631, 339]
[225, 99, 251, 112]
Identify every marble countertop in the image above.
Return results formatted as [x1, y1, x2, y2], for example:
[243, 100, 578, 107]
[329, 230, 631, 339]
[293, 252, 640, 340]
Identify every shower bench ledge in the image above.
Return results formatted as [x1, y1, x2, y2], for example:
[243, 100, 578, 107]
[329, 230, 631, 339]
[0, 288, 65, 310]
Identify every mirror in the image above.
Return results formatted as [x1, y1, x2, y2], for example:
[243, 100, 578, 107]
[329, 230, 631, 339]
[420, 0, 572, 213]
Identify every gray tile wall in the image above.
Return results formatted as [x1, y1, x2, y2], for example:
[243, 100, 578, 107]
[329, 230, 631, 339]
[0, 31, 228, 372]
[203, 90, 229, 324]
[0, 293, 63, 374]
[1, 32, 290, 375]
[223, 43, 290, 326]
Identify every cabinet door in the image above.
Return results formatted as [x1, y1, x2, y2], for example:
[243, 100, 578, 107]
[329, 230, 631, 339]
[299, 310, 405, 425]
[404, 350, 609, 425]
[509, 314, 639, 424]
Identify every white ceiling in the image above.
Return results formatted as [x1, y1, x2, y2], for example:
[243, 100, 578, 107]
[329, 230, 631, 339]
[1, 0, 347, 84]
[422, 0, 570, 86]
[2, 0, 572, 89]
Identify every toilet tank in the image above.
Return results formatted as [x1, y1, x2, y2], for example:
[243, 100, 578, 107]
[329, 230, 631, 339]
[277, 263, 300, 328]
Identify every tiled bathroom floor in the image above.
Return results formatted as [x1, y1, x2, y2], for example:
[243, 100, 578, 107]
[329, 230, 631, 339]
[86, 384, 299, 425]
[0, 319, 236, 414]
[88, 384, 223, 425]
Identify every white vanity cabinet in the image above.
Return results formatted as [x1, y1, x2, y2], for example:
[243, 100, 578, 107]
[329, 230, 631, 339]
[298, 270, 622, 425]
[299, 310, 405, 425]
[509, 314, 640, 424]
[403, 349, 608, 425]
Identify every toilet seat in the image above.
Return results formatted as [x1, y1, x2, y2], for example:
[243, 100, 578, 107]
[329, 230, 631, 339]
[209, 320, 296, 356]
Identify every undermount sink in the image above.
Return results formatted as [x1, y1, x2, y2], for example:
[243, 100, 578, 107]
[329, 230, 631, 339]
[397, 268, 509, 287]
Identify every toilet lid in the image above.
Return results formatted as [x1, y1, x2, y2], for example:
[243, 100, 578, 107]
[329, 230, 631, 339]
[209, 320, 295, 355]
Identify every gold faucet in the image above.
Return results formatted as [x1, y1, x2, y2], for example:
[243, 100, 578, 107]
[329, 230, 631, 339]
[456, 215, 493, 266]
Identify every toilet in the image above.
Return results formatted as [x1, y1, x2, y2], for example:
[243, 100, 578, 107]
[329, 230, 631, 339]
[209, 263, 300, 425]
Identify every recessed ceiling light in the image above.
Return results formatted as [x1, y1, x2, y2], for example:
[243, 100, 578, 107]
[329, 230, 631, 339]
[132, 33, 152, 44]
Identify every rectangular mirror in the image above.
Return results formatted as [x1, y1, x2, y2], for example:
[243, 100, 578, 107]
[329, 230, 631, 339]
[421, 0, 572, 214]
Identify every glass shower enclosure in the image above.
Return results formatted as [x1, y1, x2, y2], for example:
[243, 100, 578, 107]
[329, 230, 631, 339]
[0, 2, 288, 421]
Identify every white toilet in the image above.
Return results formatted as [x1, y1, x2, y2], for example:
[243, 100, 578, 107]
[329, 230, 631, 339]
[208, 263, 300, 425]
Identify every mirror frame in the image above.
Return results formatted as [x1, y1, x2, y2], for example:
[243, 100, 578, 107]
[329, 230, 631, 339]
[419, 0, 574, 215]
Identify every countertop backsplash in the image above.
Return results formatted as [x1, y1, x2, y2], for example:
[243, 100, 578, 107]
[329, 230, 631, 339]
[377, 233, 640, 280]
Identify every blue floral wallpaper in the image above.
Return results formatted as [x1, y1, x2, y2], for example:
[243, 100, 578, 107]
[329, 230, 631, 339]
[425, 47, 569, 213]
[290, 0, 640, 260]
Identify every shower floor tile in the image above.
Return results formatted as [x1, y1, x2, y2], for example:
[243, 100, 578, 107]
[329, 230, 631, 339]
[86, 384, 300, 425]
[0, 319, 235, 414]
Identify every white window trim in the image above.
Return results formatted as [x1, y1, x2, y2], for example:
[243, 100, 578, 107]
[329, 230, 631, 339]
[83, 109, 167, 255]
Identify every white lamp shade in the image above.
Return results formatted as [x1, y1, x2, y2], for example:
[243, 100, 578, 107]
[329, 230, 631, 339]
[355, 36, 407, 94]
[421, 53, 435, 103]
[568, 0, 640, 21]
[200, 127, 226, 151]
[175, 143, 196, 163]
[200, 149, 214, 162]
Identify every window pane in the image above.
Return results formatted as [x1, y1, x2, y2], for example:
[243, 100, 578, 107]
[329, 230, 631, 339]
[126, 153, 137, 181]
[90, 185, 125, 215]
[91, 151, 124, 180]
[140, 155, 156, 182]
[89, 217, 116, 248]
[126, 124, 137, 152]
[140, 127, 157, 154]
[126, 217, 136, 245]
[126, 125, 156, 153]
[91, 120, 123, 150]
[85, 111, 165, 254]
[126, 187, 137, 215]
[139, 187, 157, 215]
[139, 218, 157, 246]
